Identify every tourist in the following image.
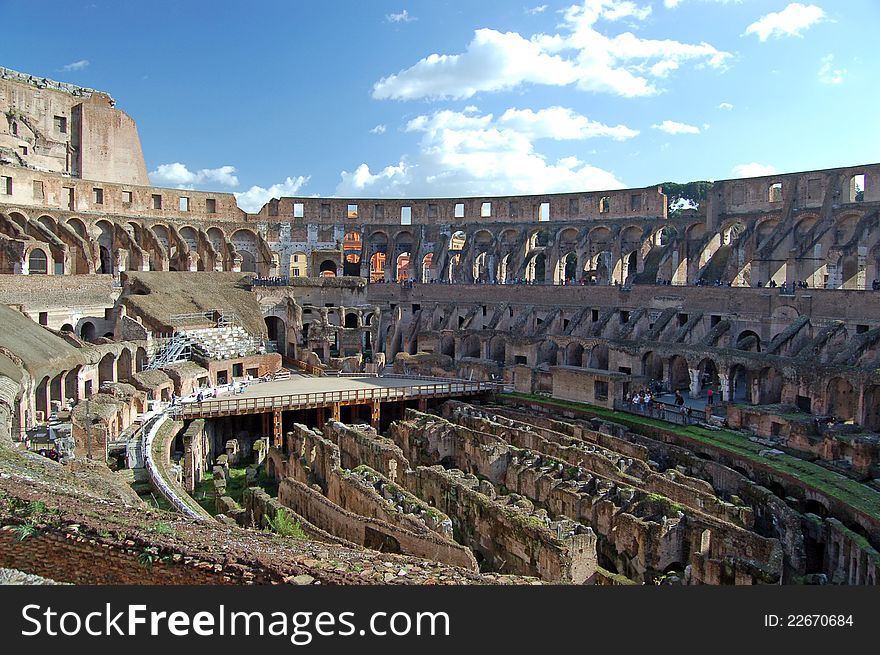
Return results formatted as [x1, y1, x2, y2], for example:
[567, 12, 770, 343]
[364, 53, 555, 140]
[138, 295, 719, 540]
[706, 387, 714, 406]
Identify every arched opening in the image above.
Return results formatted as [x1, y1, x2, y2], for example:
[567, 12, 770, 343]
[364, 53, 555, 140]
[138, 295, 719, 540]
[565, 342, 584, 367]
[758, 367, 783, 404]
[827, 378, 856, 422]
[588, 344, 608, 370]
[735, 330, 761, 353]
[79, 321, 96, 342]
[462, 335, 481, 359]
[264, 316, 287, 356]
[537, 341, 558, 365]
[28, 248, 48, 275]
[135, 347, 148, 372]
[668, 355, 689, 391]
[98, 353, 116, 386]
[319, 260, 337, 277]
[239, 251, 256, 273]
[439, 335, 455, 359]
[864, 386, 880, 431]
[116, 349, 132, 381]
[730, 365, 750, 403]
[369, 252, 386, 282]
[489, 336, 506, 364]
[60, 323, 74, 332]
[642, 351, 664, 382]
[395, 252, 411, 282]
[343, 231, 362, 276]
[525, 252, 546, 283]
[344, 313, 358, 329]
[697, 358, 719, 395]
[35, 376, 49, 420]
[421, 253, 435, 283]
[64, 366, 80, 402]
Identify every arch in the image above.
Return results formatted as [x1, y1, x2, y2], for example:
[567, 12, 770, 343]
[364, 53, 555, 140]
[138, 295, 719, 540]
[864, 385, 880, 432]
[642, 351, 664, 381]
[525, 252, 546, 283]
[343, 230, 362, 276]
[565, 342, 584, 367]
[555, 252, 578, 284]
[395, 252, 411, 282]
[35, 376, 49, 420]
[98, 352, 116, 386]
[489, 336, 506, 364]
[60, 323, 74, 332]
[421, 253, 435, 283]
[136, 347, 148, 371]
[116, 349, 133, 381]
[668, 355, 689, 391]
[264, 316, 286, 356]
[827, 378, 856, 422]
[239, 250, 257, 273]
[439, 334, 455, 359]
[730, 364, 751, 403]
[64, 366, 81, 402]
[588, 344, 608, 370]
[735, 330, 761, 353]
[344, 313, 359, 329]
[537, 340, 558, 365]
[462, 334, 481, 359]
[369, 251, 386, 282]
[79, 321, 96, 342]
[66, 217, 87, 239]
[364, 312, 374, 327]
[697, 358, 720, 393]
[27, 248, 48, 275]
[449, 230, 466, 252]
[757, 367, 783, 404]
[319, 259, 337, 277]
[755, 218, 779, 249]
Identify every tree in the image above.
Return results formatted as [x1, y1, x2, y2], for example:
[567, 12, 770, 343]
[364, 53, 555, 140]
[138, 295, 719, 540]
[658, 181, 713, 215]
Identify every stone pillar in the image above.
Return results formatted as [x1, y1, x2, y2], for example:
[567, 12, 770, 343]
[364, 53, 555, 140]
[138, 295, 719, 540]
[718, 373, 731, 403]
[370, 401, 381, 430]
[272, 409, 283, 449]
[688, 368, 701, 399]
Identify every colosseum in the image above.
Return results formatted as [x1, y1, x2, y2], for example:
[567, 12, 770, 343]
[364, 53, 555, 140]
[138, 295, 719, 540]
[1, 65, 878, 586]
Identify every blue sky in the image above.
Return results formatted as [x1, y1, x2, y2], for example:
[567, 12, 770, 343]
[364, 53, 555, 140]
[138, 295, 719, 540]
[3, 0, 878, 211]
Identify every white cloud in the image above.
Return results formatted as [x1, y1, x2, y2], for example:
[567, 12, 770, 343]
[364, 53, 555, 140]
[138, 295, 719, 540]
[386, 9, 416, 23]
[372, 0, 731, 100]
[664, 0, 739, 8]
[652, 119, 700, 135]
[717, 102, 734, 110]
[335, 107, 626, 198]
[818, 54, 845, 84]
[744, 3, 826, 42]
[527, 4, 548, 14]
[234, 176, 310, 213]
[732, 162, 777, 178]
[61, 59, 89, 71]
[149, 163, 239, 188]
[370, 124, 387, 134]
[499, 106, 639, 140]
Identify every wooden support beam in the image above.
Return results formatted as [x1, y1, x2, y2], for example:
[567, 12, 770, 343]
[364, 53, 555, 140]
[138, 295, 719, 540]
[272, 409, 283, 448]
[370, 401, 381, 430]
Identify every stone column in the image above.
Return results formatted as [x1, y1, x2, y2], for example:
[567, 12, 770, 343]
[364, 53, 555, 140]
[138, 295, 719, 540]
[688, 368, 701, 399]
[718, 373, 731, 403]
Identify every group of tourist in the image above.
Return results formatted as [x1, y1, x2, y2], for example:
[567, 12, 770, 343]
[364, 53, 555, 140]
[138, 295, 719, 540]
[252, 276, 289, 287]
[624, 388, 700, 425]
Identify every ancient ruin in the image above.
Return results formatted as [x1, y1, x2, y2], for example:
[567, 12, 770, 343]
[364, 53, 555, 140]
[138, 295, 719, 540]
[1, 66, 878, 585]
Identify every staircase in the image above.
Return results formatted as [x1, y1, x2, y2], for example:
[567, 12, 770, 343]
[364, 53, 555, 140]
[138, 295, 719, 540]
[147, 333, 193, 369]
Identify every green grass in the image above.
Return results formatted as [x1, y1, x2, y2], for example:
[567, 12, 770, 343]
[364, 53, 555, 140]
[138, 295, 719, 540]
[192, 464, 278, 516]
[499, 392, 880, 520]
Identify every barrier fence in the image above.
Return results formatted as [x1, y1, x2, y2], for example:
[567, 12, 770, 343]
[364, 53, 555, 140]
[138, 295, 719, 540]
[169, 380, 496, 418]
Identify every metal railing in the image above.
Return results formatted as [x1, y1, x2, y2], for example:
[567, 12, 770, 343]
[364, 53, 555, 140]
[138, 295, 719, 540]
[142, 411, 210, 521]
[612, 399, 709, 426]
[168, 380, 494, 418]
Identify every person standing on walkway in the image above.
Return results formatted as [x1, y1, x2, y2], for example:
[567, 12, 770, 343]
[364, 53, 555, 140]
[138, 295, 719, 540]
[707, 387, 714, 406]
